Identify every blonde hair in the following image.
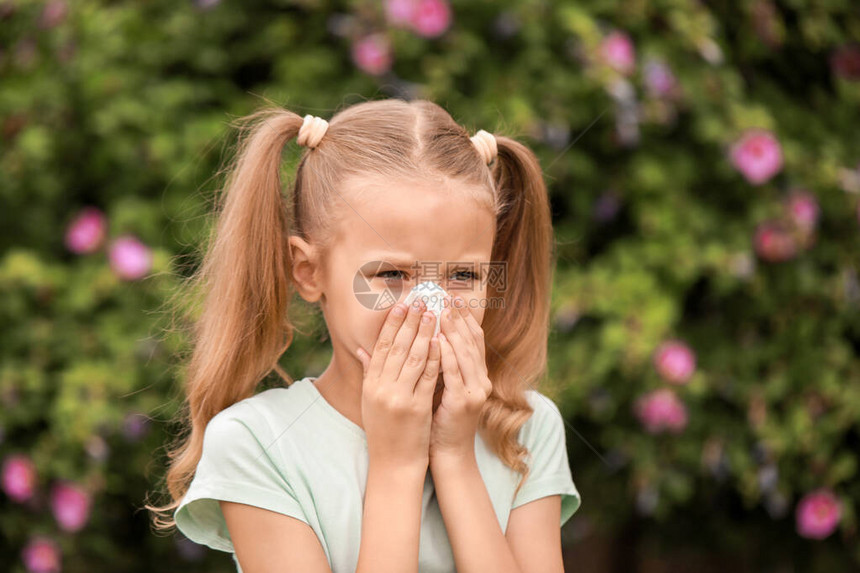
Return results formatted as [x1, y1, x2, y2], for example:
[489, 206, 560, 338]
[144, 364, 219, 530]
[145, 98, 556, 530]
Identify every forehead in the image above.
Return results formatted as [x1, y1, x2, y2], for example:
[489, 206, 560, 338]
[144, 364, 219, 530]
[331, 173, 495, 265]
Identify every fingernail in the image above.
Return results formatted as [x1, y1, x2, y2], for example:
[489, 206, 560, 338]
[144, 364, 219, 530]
[393, 304, 406, 316]
[421, 313, 432, 324]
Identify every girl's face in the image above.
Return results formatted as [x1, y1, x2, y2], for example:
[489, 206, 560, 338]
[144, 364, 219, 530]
[290, 172, 496, 370]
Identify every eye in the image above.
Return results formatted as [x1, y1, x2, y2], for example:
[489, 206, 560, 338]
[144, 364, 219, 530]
[450, 270, 478, 281]
[376, 269, 406, 281]
[448, 270, 480, 288]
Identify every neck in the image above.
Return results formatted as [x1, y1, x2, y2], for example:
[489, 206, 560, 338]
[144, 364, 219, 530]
[312, 339, 366, 430]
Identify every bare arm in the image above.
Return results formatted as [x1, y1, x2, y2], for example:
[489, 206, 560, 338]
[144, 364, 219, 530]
[430, 452, 525, 573]
[505, 495, 565, 573]
[355, 459, 427, 573]
[221, 501, 332, 573]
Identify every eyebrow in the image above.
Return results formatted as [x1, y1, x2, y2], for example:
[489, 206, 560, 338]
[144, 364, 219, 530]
[366, 252, 489, 267]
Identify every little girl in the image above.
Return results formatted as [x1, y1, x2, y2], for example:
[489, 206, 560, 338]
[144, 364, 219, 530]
[147, 99, 581, 573]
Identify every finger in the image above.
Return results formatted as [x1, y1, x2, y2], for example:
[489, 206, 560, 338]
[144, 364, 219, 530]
[441, 304, 480, 387]
[398, 310, 438, 392]
[448, 298, 492, 400]
[416, 334, 442, 400]
[379, 297, 427, 387]
[452, 295, 487, 366]
[368, 302, 409, 382]
[438, 332, 464, 390]
[448, 297, 480, 357]
[356, 346, 370, 378]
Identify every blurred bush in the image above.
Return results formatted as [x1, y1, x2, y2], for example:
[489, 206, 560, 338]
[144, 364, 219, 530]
[1, 0, 859, 571]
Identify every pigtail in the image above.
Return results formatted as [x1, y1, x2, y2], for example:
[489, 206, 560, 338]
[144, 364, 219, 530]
[479, 134, 556, 500]
[146, 106, 305, 530]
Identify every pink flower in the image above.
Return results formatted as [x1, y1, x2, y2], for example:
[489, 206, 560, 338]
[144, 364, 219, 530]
[50, 481, 92, 532]
[600, 30, 636, 75]
[385, 0, 417, 27]
[653, 340, 696, 384]
[38, 0, 67, 30]
[796, 488, 842, 539]
[108, 236, 152, 280]
[754, 220, 797, 262]
[351, 34, 392, 76]
[633, 388, 688, 434]
[21, 536, 61, 573]
[2, 454, 37, 503]
[643, 57, 678, 98]
[785, 190, 819, 231]
[64, 207, 107, 254]
[729, 129, 784, 185]
[411, 0, 451, 38]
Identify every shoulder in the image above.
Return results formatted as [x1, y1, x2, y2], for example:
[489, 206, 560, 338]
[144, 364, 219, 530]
[202, 381, 311, 446]
[516, 390, 567, 453]
[521, 390, 564, 430]
[523, 389, 562, 414]
[245, 380, 309, 415]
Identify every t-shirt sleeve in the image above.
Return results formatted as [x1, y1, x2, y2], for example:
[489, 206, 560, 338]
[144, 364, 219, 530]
[511, 392, 582, 527]
[174, 403, 309, 553]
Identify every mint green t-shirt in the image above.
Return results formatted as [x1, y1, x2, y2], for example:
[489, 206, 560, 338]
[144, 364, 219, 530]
[174, 376, 581, 573]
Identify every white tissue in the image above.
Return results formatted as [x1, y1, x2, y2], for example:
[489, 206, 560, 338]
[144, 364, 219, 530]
[402, 281, 450, 337]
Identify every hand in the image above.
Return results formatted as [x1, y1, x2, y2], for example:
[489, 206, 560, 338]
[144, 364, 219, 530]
[356, 298, 442, 472]
[428, 295, 493, 463]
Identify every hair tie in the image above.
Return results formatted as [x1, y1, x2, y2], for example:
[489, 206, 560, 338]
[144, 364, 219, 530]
[297, 114, 329, 149]
[471, 129, 497, 165]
